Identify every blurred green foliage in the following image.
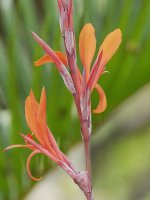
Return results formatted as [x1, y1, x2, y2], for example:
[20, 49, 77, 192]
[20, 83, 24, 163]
[0, 0, 150, 199]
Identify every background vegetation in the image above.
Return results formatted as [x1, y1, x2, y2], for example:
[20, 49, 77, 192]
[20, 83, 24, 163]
[0, 0, 150, 199]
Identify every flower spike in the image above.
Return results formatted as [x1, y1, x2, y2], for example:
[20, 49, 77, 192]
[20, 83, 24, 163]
[4, 1, 122, 200]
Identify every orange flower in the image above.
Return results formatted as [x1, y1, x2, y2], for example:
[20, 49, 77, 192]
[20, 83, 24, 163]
[4, 88, 78, 181]
[33, 24, 122, 114]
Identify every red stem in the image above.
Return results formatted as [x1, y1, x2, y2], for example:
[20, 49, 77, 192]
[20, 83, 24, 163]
[82, 120, 93, 200]
[58, 1, 93, 199]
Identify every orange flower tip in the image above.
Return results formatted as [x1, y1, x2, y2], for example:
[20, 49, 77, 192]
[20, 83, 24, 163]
[115, 29, 122, 44]
[29, 89, 36, 101]
[116, 29, 122, 42]
[34, 54, 53, 67]
[40, 87, 46, 103]
[109, 29, 122, 41]
[29, 89, 34, 96]
[99, 28, 122, 64]
[79, 23, 96, 79]
[114, 28, 122, 36]
[34, 61, 40, 67]
[85, 23, 94, 29]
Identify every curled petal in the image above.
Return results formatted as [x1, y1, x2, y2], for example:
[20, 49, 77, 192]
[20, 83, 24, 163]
[79, 23, 96, 80]
[34, 52, 67, 67]
[3, 144, 28, 152]
[27, 150, 42, 181]
[99, 29, 122, 64]
[93, 84, 107, 114]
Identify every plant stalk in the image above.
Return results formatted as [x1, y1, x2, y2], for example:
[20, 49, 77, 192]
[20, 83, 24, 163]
[82, 120, 94, 200]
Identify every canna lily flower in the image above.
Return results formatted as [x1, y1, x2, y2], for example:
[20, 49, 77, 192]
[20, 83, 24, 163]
[33, 23, 122, 114]
[4, 88, 79, 181]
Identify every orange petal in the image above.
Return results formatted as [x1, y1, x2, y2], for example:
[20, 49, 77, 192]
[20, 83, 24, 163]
[99, 29, 122, 64]
[34, 52, 67, 67]
[34, 55, 53, 66]
[25, 93, 45, 147]
[79, 23, 96, 80]
[29, 90, 39, 114]
[27, 150, 42, 181]
[93, 84, 107, 114]
[25, 97, 37, 134]
[25, 96, 38, 136]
